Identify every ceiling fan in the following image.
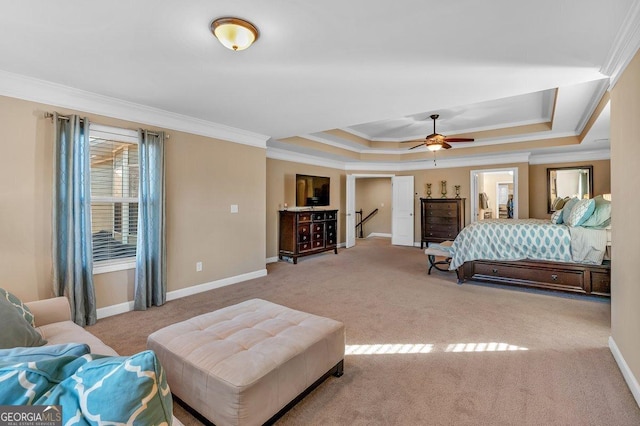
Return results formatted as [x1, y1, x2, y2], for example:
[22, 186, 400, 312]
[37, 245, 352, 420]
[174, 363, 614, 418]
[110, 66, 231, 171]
[408, 114, 475, 151]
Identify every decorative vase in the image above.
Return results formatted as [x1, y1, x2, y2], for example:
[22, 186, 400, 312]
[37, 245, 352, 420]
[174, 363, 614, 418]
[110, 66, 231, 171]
[426, 183, 432, 199]
[441, 181, 447, 198]
[455, 185, 461, 199]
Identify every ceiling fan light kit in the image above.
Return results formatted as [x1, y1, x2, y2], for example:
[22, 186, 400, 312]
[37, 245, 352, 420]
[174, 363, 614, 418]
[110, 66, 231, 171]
[427, 141, 443, 151]
[211, 17, 259, 51]
[407, 114, 475, 152]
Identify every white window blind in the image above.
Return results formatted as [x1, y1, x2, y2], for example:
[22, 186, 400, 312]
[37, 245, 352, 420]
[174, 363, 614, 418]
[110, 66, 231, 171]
[89, 126, 139, 264]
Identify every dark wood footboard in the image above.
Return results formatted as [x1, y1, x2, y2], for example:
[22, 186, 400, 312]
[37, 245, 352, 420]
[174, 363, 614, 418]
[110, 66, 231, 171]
[457, 259, 610, 297]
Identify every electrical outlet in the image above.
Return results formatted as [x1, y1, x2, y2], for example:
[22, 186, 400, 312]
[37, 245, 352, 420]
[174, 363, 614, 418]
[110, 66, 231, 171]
[196, 261, 203, 272]
[230, 204, 239, 213]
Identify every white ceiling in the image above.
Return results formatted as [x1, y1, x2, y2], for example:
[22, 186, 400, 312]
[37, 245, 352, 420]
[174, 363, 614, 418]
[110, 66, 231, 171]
[0, 0, 638, 165]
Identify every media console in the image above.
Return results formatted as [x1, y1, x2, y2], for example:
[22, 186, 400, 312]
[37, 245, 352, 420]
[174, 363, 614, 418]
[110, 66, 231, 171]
[278, 209, 338, 264]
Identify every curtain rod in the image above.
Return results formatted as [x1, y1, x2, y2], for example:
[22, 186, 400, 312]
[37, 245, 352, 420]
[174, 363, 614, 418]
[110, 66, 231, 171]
[44, 112, 169, 139]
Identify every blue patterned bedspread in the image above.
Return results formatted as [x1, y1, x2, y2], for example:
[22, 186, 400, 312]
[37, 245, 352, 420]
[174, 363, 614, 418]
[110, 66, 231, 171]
[449, 219, 572, 270]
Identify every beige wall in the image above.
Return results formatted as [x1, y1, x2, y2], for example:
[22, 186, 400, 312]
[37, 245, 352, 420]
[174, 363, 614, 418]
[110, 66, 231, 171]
[266, 159, 346, 259]
[410, 163, 529, 240]
[610, 50, 640, 398]
[529, 159, 611, 219]
[0, 95, 266, 308]
[265, 161, 504, 254]
[355, 178, 392, 236]
[348, 163, 529, 243]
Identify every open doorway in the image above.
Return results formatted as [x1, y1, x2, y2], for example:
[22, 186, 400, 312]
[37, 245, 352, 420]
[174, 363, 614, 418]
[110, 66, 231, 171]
[345, 174, 415, 248]
[355, 177, 392, 240]
[470, 168, 518, 222]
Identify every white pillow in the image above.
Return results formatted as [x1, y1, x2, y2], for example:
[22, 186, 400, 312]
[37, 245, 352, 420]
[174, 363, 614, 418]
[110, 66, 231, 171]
[550, 209, 563, 224]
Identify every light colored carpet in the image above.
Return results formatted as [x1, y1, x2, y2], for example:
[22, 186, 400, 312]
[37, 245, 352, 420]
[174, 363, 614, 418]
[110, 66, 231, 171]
[88, 237, 640, 425]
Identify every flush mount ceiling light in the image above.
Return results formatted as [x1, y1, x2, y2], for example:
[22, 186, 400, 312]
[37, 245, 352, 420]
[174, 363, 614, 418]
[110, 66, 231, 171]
[211, 17, 259, 51]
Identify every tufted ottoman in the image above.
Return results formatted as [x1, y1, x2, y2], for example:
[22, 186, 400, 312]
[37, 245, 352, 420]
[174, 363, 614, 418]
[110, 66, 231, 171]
[147, 299, 345, 426]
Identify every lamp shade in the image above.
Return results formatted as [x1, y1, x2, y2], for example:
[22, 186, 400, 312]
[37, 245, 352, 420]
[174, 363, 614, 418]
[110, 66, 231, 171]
[211, 17, 259, 51]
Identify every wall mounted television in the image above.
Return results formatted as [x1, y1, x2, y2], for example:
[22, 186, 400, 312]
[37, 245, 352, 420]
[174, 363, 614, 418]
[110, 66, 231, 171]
[296, 174, 330, 207]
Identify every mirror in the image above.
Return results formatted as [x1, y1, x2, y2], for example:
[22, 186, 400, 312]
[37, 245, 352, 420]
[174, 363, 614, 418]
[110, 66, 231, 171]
[547, 165, 593, 213]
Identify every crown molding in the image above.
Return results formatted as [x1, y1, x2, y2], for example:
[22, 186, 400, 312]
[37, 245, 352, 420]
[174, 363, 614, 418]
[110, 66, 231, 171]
[266, 147, 347, 169]
[303, 133, 364, 153]
[268, 144, 610, 171]
[362, 118, 551, 143]
[267, 145, 531, 171]
[575, 79, 610, 134]
[346, 152, 531, 171]
[0, 69, 269, 149]
[528, 148, 610, 165]
[601, 1, 640, 89]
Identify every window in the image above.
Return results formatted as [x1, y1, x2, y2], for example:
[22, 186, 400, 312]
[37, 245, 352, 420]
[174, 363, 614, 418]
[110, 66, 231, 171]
[89, 125, 139, 269]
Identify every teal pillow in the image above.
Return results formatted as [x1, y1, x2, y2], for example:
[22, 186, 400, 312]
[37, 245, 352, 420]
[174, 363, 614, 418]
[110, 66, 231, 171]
[0, 353, 91, 405]
[550, 209, 563, 224]
[0, 297, 47, 349]
[0, 343, 90, 362]
[561, 197, 579, 224]
[40, 350, 173, 425]
[0, 288, 35, 327]
[0, 350, 173, 424]
[582, 195, 612, 228]
[566, 198, 596, 227]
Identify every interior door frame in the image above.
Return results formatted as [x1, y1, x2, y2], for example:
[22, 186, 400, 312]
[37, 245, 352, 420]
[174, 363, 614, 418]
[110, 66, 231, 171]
[346, 175, 356, 248]
[345, 174, 396, 247]
[470, 167, 518, 223]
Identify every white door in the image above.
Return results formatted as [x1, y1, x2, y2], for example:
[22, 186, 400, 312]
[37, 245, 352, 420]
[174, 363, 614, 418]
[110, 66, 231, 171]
[346, 175, 356, 248]
[391, 176, 414, 246]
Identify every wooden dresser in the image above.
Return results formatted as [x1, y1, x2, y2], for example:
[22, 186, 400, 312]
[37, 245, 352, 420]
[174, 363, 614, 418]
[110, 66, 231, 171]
[279, 209, 338, 264]
[420, 198, 465, 248]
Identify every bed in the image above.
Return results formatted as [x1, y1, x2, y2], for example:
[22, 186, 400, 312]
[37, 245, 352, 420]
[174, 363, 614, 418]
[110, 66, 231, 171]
[444, 218, 611, 296]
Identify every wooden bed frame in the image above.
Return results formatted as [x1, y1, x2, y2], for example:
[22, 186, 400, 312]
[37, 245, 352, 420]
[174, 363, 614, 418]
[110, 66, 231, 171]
[456, 259, 611, 297]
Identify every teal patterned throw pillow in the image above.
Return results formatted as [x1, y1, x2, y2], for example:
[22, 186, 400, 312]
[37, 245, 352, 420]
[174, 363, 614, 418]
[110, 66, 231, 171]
[0, 354, 91, 405]
[550, 209, 563, 224]
[0, 350, 173, 425]
[561, 197, 579, 224]
[0, 288, 35, 327]
[566, 198, 596, 227]
[0, 343, 90, 363]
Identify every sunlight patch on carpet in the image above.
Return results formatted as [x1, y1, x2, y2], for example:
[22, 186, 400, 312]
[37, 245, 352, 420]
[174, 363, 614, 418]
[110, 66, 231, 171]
[345, 342, 528, 355]
[445, 342, 528, 352]
[345, 343, 434, 355]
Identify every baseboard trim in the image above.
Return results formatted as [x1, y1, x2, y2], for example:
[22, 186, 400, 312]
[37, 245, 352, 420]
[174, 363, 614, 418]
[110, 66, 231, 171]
[366, 233, 392, 238]
[96, 301, 135, 320]
[96, 269, 268, 320]
[266, 256, 279, 264]
[609, 336, 640, 408]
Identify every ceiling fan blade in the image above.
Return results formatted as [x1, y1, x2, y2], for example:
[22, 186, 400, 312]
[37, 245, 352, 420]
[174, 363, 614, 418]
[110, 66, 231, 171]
[442, 142, 452, 149]
[409, 144, 424, 150]
[444, 137, 474, 142]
